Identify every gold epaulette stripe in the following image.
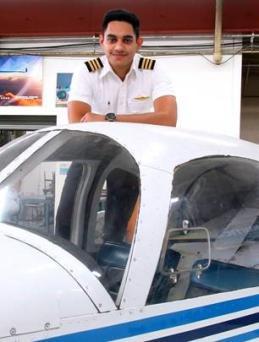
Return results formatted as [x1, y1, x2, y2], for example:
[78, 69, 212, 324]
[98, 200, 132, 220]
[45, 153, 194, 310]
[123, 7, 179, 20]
[138, 57, 156, 70]
[85, 57, 104, 72]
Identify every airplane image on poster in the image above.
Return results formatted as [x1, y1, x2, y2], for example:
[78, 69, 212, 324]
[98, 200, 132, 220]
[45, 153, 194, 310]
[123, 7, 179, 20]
[0, 55, 43, 106]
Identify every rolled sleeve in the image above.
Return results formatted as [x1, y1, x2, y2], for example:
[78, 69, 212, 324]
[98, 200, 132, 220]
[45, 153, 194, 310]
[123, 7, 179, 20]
[68, 64, 93, 105]
[152, 61, 176, 101]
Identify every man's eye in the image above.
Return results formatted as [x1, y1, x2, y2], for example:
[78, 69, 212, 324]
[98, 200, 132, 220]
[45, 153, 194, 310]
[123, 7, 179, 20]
[107, 37, 117, 43]
[123, 38, 133, 44]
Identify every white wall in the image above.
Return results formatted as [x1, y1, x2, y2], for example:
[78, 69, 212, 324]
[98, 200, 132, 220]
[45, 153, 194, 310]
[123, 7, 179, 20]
[161, 55, 242, 137]
[0, 54, 242, 138]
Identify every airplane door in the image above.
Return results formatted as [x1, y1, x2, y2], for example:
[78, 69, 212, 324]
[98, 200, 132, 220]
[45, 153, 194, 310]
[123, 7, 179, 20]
[147, 155, 259, 304]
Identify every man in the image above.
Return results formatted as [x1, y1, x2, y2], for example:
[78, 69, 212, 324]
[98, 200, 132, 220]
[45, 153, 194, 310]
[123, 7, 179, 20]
[57, 9, 177, 242]
[68, 9, 177, 126]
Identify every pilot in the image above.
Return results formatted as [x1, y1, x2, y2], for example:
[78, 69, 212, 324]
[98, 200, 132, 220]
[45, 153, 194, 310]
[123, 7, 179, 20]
[68, 8, 177, 125]
[56, 9, 177, 241]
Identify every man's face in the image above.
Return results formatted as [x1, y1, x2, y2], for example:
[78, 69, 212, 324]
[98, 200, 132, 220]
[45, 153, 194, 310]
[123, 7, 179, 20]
[99, 21, 143, 71]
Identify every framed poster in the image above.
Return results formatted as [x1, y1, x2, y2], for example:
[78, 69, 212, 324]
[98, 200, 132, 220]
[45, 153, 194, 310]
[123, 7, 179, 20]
[56, 73, 72, 107]
[0, 55, 43, 106]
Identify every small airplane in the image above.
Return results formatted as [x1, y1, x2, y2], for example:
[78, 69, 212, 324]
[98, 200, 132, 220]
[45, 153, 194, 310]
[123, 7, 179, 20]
[0, 68, 28, 73]
[0, 123, 258, 341]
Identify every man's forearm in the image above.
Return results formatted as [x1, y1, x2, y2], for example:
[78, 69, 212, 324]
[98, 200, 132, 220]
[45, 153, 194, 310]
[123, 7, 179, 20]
[116, 111, 177, 126]
[79, 110, 177, 126]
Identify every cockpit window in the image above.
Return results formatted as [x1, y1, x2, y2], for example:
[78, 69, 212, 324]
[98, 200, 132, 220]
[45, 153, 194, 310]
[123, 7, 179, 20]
[0, 130, 140, 303]
[148, 156, 259, 304]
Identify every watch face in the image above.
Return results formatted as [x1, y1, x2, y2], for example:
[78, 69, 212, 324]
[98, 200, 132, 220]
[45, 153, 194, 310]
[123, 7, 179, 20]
[105, 112, 116, 121]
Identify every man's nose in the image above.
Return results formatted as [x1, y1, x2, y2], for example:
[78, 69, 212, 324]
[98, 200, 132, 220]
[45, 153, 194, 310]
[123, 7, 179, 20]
[114, 39, 124, 50]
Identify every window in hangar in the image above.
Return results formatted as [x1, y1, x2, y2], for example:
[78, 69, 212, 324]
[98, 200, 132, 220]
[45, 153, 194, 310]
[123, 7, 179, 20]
[0, 115, 56, 147]
[241, 44, 259, 144]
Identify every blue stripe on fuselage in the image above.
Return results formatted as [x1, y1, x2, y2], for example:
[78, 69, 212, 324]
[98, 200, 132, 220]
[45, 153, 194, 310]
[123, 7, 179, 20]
[150, 313, 259, 341]
[40, 294, 259, 342]
[220, 328, 259, 341]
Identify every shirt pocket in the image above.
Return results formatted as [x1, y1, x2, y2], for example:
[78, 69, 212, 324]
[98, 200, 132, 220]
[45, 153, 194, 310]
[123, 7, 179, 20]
[127, 96, 153, 113]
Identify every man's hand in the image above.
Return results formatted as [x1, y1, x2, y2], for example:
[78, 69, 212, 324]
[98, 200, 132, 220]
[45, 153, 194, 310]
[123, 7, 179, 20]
[80, 112, 105, 122]
[68, 101, 105, 123]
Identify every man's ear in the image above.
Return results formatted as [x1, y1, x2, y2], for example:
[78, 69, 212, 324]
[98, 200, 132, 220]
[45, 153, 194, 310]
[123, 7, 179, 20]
[99, 34, 104, 46]
[136, 37, 143, 50]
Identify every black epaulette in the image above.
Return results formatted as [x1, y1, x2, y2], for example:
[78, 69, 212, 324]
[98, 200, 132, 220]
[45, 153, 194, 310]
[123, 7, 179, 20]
[138, 57, 156, 70]
[85, 57, 104, 72]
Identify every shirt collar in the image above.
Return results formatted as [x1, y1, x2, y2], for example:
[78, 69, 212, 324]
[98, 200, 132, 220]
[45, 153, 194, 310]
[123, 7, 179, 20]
[99, 54, 141, 79]
[99, 56, 112, 79]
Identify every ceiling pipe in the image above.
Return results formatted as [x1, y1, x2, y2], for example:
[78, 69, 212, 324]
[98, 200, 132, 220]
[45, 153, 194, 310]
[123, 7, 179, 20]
[213, 0, 223, 64]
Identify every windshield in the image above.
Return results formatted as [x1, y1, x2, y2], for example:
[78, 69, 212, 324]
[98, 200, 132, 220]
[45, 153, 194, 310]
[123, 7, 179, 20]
[0, 129, 140, 302]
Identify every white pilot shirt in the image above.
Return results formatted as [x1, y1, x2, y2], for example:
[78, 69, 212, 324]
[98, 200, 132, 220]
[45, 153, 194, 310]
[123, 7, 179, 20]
[69, 54, 175, 115]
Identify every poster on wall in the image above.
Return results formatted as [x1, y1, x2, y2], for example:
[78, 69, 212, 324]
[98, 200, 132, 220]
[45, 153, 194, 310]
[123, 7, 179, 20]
[0, 55, 43, 106]
[56, 73, 72, 107]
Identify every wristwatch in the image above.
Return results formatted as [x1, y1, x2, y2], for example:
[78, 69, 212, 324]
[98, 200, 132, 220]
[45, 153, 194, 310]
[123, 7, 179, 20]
[105, 112, 117, 122]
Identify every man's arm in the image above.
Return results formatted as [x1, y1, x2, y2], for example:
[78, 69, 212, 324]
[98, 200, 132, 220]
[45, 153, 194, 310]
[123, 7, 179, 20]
[68, 101, 92, 123]
[79, 95, 177, 127]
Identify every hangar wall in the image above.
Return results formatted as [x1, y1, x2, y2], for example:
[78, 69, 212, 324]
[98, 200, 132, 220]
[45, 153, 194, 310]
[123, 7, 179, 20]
[41, 54, 242, 137]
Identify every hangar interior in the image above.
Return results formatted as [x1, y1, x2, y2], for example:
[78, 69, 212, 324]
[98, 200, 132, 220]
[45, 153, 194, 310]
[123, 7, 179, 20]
[0, 0, 259, 145]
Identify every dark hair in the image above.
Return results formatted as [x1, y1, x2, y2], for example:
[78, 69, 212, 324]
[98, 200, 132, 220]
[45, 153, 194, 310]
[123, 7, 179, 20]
[102, 9, 140, 38]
